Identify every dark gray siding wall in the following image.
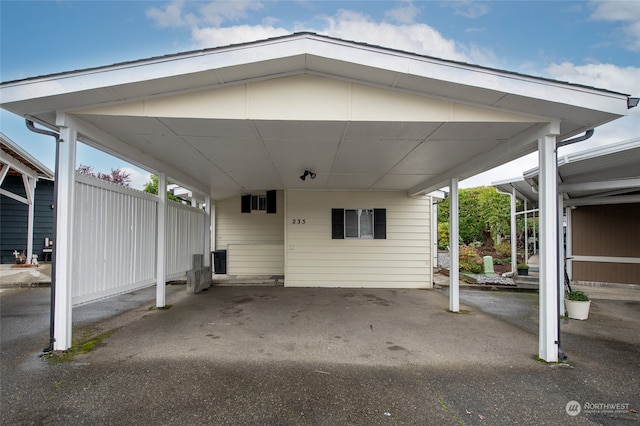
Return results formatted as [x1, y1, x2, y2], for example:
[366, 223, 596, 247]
[0, 175, 54, 264]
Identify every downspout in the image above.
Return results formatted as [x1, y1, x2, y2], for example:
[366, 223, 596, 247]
[554, 129, 593, 363]
[26, 119, 62, 353]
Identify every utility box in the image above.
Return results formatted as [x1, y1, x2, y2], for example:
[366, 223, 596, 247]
[483, 256, 495, 276]
[212, 250, 227, 275]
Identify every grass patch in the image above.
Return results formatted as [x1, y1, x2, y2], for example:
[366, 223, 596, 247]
[43, 330, 113, 363]
[533, 354, 571, 366]
[446, 309, 470, 314]
[148, 304, 173, 310]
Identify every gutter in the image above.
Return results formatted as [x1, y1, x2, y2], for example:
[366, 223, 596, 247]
[25, 119, 61, 353]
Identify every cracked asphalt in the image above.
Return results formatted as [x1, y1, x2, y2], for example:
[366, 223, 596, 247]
[1, 279, 638, 425]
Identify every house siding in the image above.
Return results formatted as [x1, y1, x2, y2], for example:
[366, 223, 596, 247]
[215, 190, 284, 275]
[285, 191, 432, 288]
[571, 203, 640, 285]
[0, 175, 54, 264]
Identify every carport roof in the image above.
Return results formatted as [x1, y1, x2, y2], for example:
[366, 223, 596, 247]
[0, 32, 630, 201]
[493, 137, 640, 207]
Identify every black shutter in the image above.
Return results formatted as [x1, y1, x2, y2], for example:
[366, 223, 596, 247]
[331, 208, 344, 239]
[241, 195, 251, 213]
[373, 208, 386, 239]
[266, 190, 277, 214]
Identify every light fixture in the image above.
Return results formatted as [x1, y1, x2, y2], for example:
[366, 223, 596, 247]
[628, 97, 639, 109]
[300, 170, 317, 181]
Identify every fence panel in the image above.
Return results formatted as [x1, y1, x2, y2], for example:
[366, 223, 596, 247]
[72, 174, 208, 305]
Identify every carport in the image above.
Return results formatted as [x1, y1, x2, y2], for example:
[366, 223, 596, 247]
[0, 33, 631, 361]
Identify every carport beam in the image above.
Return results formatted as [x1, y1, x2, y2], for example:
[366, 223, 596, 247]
[449, 177, 459, 313]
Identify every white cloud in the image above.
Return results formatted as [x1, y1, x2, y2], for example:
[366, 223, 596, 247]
[316, 9, 497, 65]
[590, 0, 640, 51]
[191, 25, 289, 49]
[121, 167, 152, 191]
[385, 1, 420, 24]
[146, 0, 264, 29]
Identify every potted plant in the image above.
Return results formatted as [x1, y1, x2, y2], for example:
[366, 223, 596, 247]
[565, 290, 591, 320]
[517, 263, 529, 276]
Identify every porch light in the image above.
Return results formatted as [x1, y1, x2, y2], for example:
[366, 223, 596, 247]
[300, 170, 317, 181]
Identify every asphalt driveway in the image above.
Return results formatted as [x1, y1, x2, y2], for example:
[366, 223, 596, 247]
[1, 282, 638, 425]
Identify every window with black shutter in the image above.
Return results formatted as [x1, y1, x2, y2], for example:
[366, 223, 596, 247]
[332, 208, 386, 239]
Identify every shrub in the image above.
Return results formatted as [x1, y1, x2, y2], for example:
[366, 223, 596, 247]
[437, 222, 450, 250]
[495, 242, 511, 258]
[459, 245, 483, 273]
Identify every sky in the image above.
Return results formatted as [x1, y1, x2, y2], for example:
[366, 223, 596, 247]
[1, 0, 639, 190]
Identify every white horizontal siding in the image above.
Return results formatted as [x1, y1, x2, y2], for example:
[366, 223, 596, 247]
[228, 244, 284, 275]
[285, 191, 431, 288]
[215, 191, 285, 274]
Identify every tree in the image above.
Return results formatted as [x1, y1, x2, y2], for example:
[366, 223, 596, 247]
[77, 164, 131, 187]
[437, 186, 511, 247]
[143, 174, 184, 203]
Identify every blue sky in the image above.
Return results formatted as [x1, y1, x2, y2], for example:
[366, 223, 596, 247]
[1, 0, 639, 189]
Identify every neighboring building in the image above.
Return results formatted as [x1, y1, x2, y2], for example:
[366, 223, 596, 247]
[1, 133, 55, 264]
[495, 137, 640, 286]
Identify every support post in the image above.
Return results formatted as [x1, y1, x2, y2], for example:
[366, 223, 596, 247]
[204, 194, 211, 267]
[25, 176, 36, 263]
[565, 205, 572, 287]
[53, 125, 77, 350]
[558, 194, 566, 315]
[510, 187, 517, 274]
[156, 172, 167, 308]
[538, 132, 559, 362]
[524, 199, 529, 263]
[449, 178, 459, 313]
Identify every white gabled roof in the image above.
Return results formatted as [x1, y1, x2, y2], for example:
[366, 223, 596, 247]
[1, 33, 630, 200]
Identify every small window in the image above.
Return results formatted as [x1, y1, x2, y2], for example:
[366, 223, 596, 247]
[345, 209, 374, 239]
[332, 208, 386, 239]
[251, 195, 267, 211]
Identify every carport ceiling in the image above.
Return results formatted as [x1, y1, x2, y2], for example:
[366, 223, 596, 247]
[0, 33, 629, 201]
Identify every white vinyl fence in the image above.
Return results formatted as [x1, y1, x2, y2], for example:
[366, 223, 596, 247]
[72, 174, 207, 306]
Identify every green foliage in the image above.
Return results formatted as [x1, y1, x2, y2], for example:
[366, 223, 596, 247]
[566, 291, 589, 301]
[437, 222, 450, 249]
[517, 263, 529, 270]
[459, 244, 483, 273]
[437, 186, 511, 245]
[495, 242, 511, 258]
[143, 175, 186, 204]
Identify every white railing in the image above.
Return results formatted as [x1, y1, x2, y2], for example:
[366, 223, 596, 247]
[72, 174, 206, 306]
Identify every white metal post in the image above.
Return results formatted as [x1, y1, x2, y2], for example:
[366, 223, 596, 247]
[538, 132, 559, 362]
[204, 194, 211, 267]
[565, 206, 572, 287]
[558, 194, 566, 315]
[53, 125, 77, 351]
[25, 176, 35, 263]
[449, 178, 459, 313]
[156, 172, 167, 308]
[524, 199, 529, 263]
[510, 187, 517, 274]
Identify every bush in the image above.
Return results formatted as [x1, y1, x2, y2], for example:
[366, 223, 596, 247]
[459, 245, 483, 273]
[495, 242, 511, 258]
[437, 222, 450, 250]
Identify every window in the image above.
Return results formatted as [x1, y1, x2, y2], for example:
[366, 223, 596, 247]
[241, 190, 277, 214]
[345, 209, 373, 238]
[332, 208, 386, 239]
